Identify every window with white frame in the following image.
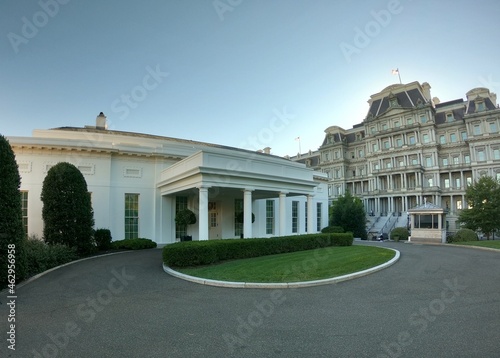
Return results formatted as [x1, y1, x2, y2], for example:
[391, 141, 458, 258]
[125, 193, 139, 240]
[442, 158, 448, 166]
[316, 203, 322, 231]
[464, 154, 470, 164]
[396, 138, 402, 147]
[21, 191, 28, 236]
[420, 114, 427, 123]
[461, 131, 467, 141]
[292, 201, 299, 233]
[453, 156, 460, 165]
[473, 124, 481, 135]
[494, 148, 500, 160]
[446, 113, 454, 122]
[444, 178, 450, 188]
[266, 200, 274, 234]
[409, 135, 416, 145]
[450, 133, 457, 143]
[234, 199, 243, 237]
[439, 135, 446, 144]
[422, 133, 430, 143]
[490, 122, 498, 133]
[425, 157, 433, 167]
[477, 149, 486, 161]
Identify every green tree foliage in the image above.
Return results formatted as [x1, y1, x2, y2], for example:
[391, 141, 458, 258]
[41, 162, 95, 255]
[458, 176, 500, 239]
[329, 191, 367, 239]
[390, 227, 409, 242]
[0, 135, 27, 285]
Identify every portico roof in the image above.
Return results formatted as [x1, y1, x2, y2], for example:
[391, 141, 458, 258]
[157, 147, 324, 197]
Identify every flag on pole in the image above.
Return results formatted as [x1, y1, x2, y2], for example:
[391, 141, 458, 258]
[295, 137, 300, 141]
[392, 68, 402, 84]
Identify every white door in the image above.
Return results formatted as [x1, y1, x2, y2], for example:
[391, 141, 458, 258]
[208, 202, 221, 239]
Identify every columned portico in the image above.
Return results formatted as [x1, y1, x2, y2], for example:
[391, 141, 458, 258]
[279, 191, 288, 236]
[307, 195, 314, 233]
[198, 186, 209, 241]
[243, 189, 253, 238]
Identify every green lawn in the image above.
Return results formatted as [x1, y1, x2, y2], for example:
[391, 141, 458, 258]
[176, 245, 395, 283]
[452, 240, 500, 250]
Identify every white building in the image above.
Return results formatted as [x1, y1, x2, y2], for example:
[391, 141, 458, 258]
[9, 113, 329, 244]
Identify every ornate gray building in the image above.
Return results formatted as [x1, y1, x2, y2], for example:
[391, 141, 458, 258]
[292, 81, 500, 234]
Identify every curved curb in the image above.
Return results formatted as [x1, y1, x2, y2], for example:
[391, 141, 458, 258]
[163, 248, 400, 289]
[446, 243, 500, 253]
[1, 249, 143, 294]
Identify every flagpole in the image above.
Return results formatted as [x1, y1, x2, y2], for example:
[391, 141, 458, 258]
[397, 68, 402, 84]
[295, 137, 301, 154]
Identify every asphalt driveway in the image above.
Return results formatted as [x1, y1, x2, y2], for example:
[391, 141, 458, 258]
[2, 242, 500, 357]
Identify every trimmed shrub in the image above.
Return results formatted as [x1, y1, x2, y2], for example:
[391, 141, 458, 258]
[95, 229, 112, 251]
[175, 209, 197, 226]
[321, 226, 344, 234]
[111, 238, 157, 250]
[390, 227, 409, 242]
[235, 212, 255, 223]
[163, 233, 354, 268]
[448, 228, 478, 243]
[24, 237, 78, 279]
[0, 134, 27, 285]
[41, 162, 95, 256]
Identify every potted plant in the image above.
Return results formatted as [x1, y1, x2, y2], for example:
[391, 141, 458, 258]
[235, 211, 255, 224]
[175, 209, 197, 241]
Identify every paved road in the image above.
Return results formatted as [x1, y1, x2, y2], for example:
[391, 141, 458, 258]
[1, 242, 500, 358]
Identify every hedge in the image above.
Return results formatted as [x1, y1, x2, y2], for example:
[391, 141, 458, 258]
[24, 238, 79, 279]
[111, 238, 157, 250]
[447, 228, 478, 243]
[321, 226, 344, 233]
[390, 227, 409, 242]
[163, 233, 353, 268]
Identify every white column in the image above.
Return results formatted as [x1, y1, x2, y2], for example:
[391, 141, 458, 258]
[198, 187, 209, 241]
[279, 192, 288, 236]
[243, 189, 253, 239]
[307, 195, 314, 234]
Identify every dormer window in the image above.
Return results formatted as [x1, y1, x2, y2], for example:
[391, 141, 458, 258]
[477, 101, 485, 112]
[446, 113, 454, 122]
[389, 94, 399, 108]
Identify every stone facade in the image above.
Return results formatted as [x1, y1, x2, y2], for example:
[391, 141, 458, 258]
[292, 81, 500, 234]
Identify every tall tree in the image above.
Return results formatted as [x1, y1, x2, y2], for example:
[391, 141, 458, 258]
[458, 176, 500, 239]
[329, 191, 367, 239]
[0, 134, 27, 285]
[41, 162, 95, 255]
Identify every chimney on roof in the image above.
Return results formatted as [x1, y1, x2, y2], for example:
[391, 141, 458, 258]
[263, 147, 271, 154]
[96, 112, 107, 130]
[421, 82, 432, 102]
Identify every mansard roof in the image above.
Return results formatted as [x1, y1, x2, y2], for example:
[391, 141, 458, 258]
[367, 88, 427, 118]
[435, 108, 465, 124]
[465, 97, 497, 115]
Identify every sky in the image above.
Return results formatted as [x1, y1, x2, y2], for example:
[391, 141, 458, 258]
[1, 0, 500, 157]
